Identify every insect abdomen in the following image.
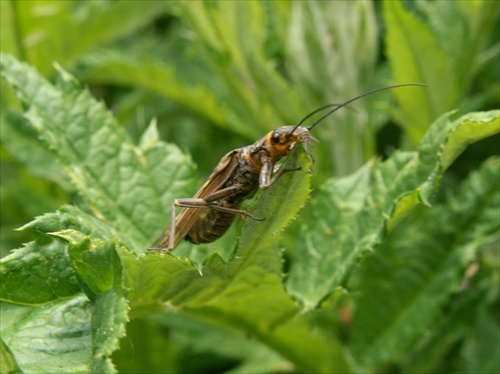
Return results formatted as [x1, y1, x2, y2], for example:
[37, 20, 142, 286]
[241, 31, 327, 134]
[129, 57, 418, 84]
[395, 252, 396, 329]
[185, 162, 259, 244]
[185, 209, 237, 244]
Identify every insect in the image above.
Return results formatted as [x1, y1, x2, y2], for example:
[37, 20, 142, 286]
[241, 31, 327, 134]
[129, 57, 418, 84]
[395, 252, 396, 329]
[150, 84, 426, 252]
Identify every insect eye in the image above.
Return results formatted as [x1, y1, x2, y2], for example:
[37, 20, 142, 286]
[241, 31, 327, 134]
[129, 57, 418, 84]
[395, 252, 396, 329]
[271, 132, 281, 144]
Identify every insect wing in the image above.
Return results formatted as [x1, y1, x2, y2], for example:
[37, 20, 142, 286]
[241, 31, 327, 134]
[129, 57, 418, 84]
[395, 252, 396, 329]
[158, 150, 240, 249]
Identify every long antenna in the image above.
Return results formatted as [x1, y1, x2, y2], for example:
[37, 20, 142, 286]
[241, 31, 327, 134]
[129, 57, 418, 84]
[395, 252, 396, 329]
[292, 103, 359, 130]
[289, 83, 428, 135]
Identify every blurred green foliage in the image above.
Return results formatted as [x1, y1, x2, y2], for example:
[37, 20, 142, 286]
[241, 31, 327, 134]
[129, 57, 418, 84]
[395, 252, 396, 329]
[1, 1, 499, 373]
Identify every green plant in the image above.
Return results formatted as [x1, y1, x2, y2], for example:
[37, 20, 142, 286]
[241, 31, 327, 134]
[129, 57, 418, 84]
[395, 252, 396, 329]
[1, 1, 499, 373]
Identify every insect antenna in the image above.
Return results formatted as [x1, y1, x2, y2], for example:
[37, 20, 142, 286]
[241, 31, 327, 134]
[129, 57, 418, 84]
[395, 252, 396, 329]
[289, 83, 428, 135]
[284, 104, 358, 139]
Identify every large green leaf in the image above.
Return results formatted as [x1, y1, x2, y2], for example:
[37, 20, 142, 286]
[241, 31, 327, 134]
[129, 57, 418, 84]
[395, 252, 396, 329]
[0, 229, 130, 373]
[1, 1, 167, 75]
[384, 0, 499, 146]
[399, 275, 493, 373]
[145, 313, 290, 374]
[0, 238, 79, 304]
[232, 146, 311, 271]
[462, 310, 500, 374]
[285, 162, 372, 311]
[1, 53, 196, 251]
[76, 49, 233, 136]
[0, 111, 72, 189]
[384, 0, 455, 142]
[0, 296, 92, 373]
[350, 157, 500, 367]
[1, 336, 22, 374]
[286, 110, 499, 311]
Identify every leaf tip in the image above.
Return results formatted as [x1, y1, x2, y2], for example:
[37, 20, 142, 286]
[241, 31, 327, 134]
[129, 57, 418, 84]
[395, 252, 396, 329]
[139, 118, 160, 150]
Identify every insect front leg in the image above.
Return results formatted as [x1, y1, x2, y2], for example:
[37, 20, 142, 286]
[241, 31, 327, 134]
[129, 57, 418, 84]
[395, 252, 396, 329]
[259, 157, 301, 189]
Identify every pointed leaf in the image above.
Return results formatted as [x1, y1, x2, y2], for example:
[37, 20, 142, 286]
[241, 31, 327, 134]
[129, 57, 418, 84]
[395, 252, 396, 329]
[232, 146, 311, 273]
[0, 239, 79, 304]
[89, 290, 128, 374]
[350, 158, 500, 366]
[1, 53, 196, 252]
[287, 110, 499, 310]
[286, 162, 372, 310]
[384, 0, 458, 144]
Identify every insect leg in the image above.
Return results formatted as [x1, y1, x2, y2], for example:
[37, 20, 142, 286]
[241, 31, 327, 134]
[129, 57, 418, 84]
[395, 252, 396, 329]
[269, 165, 301, 187]
[205, 204, 265, 221]
[260, 157, 301, 189]
[174, 198, 262, 220]
[204, 186, 266, 220]
[151, 185, 265, 252]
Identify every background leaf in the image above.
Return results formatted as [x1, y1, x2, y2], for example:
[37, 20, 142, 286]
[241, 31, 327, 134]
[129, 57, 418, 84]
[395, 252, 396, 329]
[384, 0, 499, 146]
[350, 157, 499, 367]
[0, 296, 92, 373]
[1, 54, 196, 252]
[286, 110, 499, 310]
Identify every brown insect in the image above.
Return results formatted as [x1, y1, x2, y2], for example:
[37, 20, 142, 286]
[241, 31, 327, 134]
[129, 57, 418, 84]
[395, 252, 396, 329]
[150, 84, 426, 252]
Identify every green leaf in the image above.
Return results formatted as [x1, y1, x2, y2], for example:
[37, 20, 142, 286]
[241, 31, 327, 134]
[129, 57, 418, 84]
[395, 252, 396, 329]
[232, 145, 312, 273]
[182, 264, 349, 374]
[0, 203, 133, 305]
[384, 0, 499, 146]
[1, 53, 196, 252]
[52, 231, 124, 296]
[269, 317, 349, 374]
[77, 49, 233, 136]
[1, 288, 128, 374]
[71, 1, 167, 55]
[462, 310, 500, 374]
[441, 110, 500, 169]
[1, 336, 22, 374]
[286, 110, 499, 311]
[286, 162, 372, 310]
[398, 279, 485, 373]
[120, 251, 209, 316]
[148, 313, 292, 374]
[2, 1, 167, 76]
[350, 157, 500, 367]
[0, 239, 80, 305]
[415, 0, 499, 94]
[0, 111, 71, 189]
[0, 296, 92, 373]
[286, 1, 380, 174]
[121, 251, 350, 372]
[21, 205, 121, 242]
[390, 109, 499, 221]
[89, 290, 128, 374]
[384, 0, 456, 144]
[1, 226, 129, 373]
[112, 317, 182, 374]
